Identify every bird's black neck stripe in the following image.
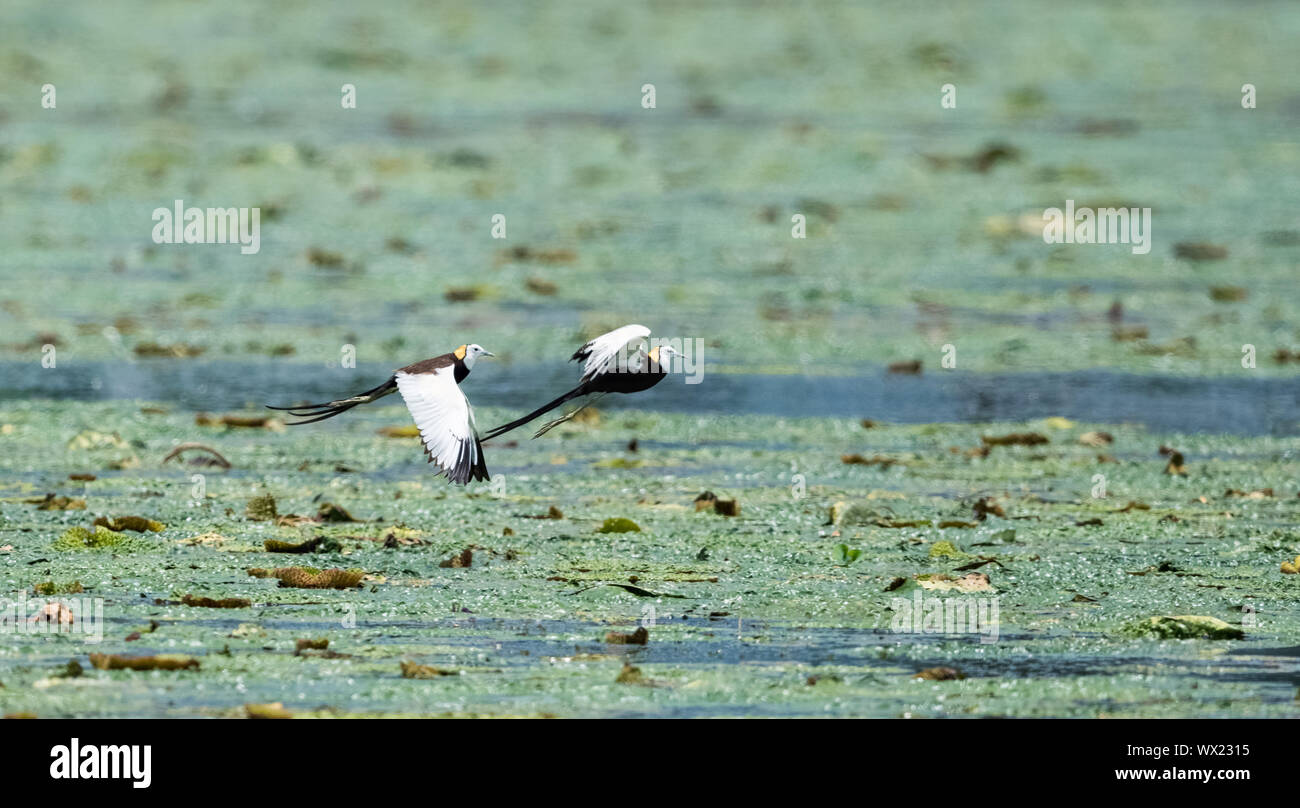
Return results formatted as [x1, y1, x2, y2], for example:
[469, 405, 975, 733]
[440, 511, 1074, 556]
[454, 358, 469, 383]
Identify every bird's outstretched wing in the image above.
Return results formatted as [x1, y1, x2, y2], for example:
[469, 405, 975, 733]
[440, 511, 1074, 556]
[572, 324, 651, 383]
[394, 368, 488, 484]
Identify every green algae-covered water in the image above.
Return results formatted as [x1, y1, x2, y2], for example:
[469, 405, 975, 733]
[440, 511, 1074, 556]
[0, 0, 1298, 717]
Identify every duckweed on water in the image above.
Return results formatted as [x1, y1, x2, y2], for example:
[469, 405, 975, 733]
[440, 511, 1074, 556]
[2, 398, 1299, 717]
[52, 525, 138, 552]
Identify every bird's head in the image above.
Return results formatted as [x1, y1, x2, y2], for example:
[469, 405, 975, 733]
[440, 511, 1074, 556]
[456, 343, 495, 369]
[649, 344, 679, 371]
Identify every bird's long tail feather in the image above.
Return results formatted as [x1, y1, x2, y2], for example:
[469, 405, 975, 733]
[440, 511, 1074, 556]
[266, 377, 397, 425]
[481, 385, 588, 441]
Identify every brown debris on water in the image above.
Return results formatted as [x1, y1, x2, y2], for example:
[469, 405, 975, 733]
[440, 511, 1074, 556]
[1114, 500, 1150, 513]
[245, 702, 293, 719]
[981, 432, 1048, 447]
[444, 287, 480, 302]
[972, 497, 1006, 521]
[522, 506, 564, 520]
[317, 502, 359, 523]
[29, 494, 85, 511]
[887, 359, 922, 375]
[134, 341, 205, 358]
[93, 515, 164, 533]
[712, 499, 740, 517]
[914, 667, 965, 681]
[180, 594, 251, 609]
[264, 536, 326, 553]
[1224, 488, 1272, 499]
[496, 245, 578, 265]
[195, 413, 284, 430]
[1111, 325, 1148, 342]
[247, 567, 365, 589]
[162, 442, 232, 469]
[401, 660, 456, 678]
[1077, 431, 1113, 447]
[305, 247, 344, 267]
[524, 277, 558, 296]
[1173, 242, 1228, 261]
[295, 638, 329, 655]
[439, 548, 474, 568]
[68, 473, 96, 482]
[1159, 446, 1187, 476]
[245, 494, 278, 521]
[604, 627, 649, 645]
[841, 453, 899, 467]
[89, 653, 200, 672]
[1209, 286, 1247, 302]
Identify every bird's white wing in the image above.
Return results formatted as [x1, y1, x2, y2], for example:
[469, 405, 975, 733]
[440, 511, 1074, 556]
[573, 324, 651, 383]
[394, 368, 487, 483]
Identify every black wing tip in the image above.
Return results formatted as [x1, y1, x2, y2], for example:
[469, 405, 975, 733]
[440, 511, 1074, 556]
[434, 437, 490, 485]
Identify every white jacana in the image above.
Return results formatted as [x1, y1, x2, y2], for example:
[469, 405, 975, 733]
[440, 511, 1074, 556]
[268, 344, 494, 484]
[482, 324, 678, 441]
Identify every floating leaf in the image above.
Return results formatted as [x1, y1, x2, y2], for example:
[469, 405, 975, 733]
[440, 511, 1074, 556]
[1078, 431, 1114, 447]
[248, 567, 364, 589]
[914, 667, 965, 681]
[245, 494, 278, 521]
[180, 594, 251, 609]
[928, 540, 968, 559]
[832, 544, 863, 565]
[982, 432, 1048, 446]
[972, 497, 1006, 520]
[916, 572, 994, 593]
[245, 702, 292, 719]
[94, 515, 164, 533]
[264, 535, 338, 553]
[598, 517, 641, 534]
[604, 627, 649, 645]
[29, 494, 85, 511]
[52, 525, 134, 551]
[1159, 446, 1187, 475]
[1122, 615, 1243, 640]
[439, 548, 473, 568]
[317, 502, 359, 522]
[89, 653, 200, 671]
[33, 581, 82, 596]
[841, 453, 899, 468]
[401, 661, 456, 679]
[1173, 242, 1228, 261]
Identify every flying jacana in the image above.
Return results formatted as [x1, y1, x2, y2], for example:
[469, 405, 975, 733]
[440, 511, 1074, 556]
[481, 324, 679, 441]
[267, 343, 494, 484]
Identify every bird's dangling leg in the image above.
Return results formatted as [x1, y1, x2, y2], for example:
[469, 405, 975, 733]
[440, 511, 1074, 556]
[532, 394, 607, 438]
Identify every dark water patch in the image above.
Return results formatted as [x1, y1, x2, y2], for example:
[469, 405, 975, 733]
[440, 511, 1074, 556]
[1, 360, 1296, 436]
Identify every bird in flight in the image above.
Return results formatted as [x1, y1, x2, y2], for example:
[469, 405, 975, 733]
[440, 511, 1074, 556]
[481, 324, 678, 441]
[268, 344, 494, 484]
